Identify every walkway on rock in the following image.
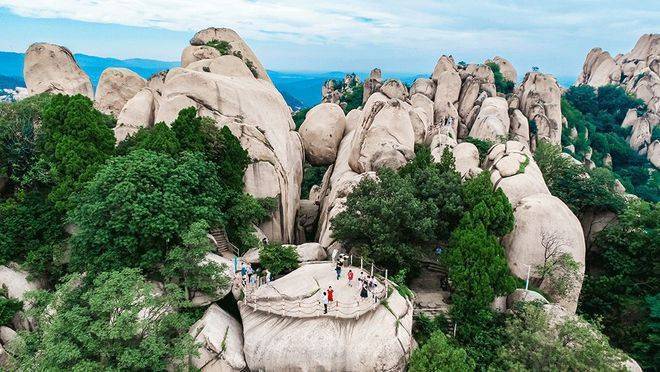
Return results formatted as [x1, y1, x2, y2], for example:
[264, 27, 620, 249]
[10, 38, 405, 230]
[240, 262, 389, 319]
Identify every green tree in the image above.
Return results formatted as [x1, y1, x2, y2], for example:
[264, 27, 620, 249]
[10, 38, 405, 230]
[37, 94, 115, 211]
[485, 62, 514, 94]
[68, 150, 229, 275]
[579, 200, 659, 369]
[495, 303, 628, 371]
[459, 172, 514, 237]
[408, 331, 475, 372]
[161, 220, 230, 301]
[0, 93, 53, 195]
[10, 269, 197, 371]
[0, 296, 22, 326]
[115, 122, 181, 156]
[259, 243, 299, 276]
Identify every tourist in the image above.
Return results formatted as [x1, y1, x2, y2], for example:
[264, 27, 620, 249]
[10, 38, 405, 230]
[322, 291, 328, 314]
[246, 263, 254, 287]
[240, 263, 247, 285]
[265, 269, 271, 284]
[327, 286, 334, 303]
[347, 269, 354, 287]
[370, 277, 378, 303]
[335, 262, 342, 280]
[358, 271, 365, 287]
[331, 248, 338, 263]
[360, 282, 369, 301]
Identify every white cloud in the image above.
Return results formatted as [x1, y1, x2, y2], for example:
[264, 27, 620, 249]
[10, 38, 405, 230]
[1, 0, 658, 75]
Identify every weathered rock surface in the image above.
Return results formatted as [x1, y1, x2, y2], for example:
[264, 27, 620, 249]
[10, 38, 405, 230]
[486, 56, 518, 83]
[452, 142, 481, 179]
[0, 264, 42, 302]
[380, 79, 408, 101]
[114, 87, 159, 142]
[468, 97, 510, 141]
[348, 96, 415, 173]
[299, 103, 347, 165]
[295, 242, 327, 262]
[189, 27, 271, 82]
[506, 289, 549, 308]
[239, 263, 413, 371]
[94, 68, 146, 117]
[181, 45, 222, 68]
[189, 304, 247, 371]
[502, 193, 585, 313]
[410, 78, 435, 100]
[517, 72, 562, 144]
[24, 43, 93, 99]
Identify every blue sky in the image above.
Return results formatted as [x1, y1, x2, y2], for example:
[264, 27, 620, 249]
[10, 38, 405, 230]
[0, 1, 658, 77]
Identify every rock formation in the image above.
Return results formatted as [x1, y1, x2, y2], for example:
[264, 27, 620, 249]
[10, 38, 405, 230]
[94, 68, 146, 116]
[24, 43, 93, 99]
[299, 103, 347, 165]
[517, 72, 562, 145]
[239, 263, 413, 371]
[485, 56, 518, 83]
[189, 304, 247, 371]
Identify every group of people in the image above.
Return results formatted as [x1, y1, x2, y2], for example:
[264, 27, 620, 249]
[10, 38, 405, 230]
[321, 252, 382, 314]
[239, 262, 271, 288]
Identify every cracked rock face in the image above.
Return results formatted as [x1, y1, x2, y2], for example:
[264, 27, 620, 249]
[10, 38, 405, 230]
[517, 72, 562, 145]
[189, 304, 247, 371]
[24, 43, 93, 99]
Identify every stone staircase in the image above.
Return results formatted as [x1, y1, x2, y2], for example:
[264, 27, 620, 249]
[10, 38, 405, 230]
[208, 228, 240, 257]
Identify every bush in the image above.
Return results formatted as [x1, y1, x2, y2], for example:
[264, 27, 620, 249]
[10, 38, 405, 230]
[464, 137, 493, 163]
[0, 296, 22, 326]
[408, 331, 475, 372]
[300, 163, 328, 199]
[10, 269, 197, 370]
[485, 62, 514, 94]
[259, 244, 299, 276]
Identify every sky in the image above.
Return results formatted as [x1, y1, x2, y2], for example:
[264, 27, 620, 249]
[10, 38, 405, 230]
[0, 1, 658, 78]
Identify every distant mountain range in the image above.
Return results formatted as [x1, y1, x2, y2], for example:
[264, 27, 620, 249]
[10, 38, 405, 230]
[0, 51, 575, 109]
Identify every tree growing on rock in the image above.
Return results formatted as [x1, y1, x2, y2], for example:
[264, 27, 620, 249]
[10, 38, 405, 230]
[9, 269, 197, 371]
[533, 229, 582, 299]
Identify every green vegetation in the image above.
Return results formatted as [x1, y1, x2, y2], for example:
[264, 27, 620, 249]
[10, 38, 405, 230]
[0, 296, 22, 326]
[464, 137, 493, 163]
[206, 39, 259, 78]
[9, 269, 198, 371]
[485, 62, 514, 94]
[0, 95, 268, 369]
[292, 107, 311, 130]
[259, 243, 299, 276]
[534, 139, 626, 217]
[561, 84, 656, 201]
[579, 200, 659, 369]
[408, 331, 475, 372]
[494, 303, 628, 371]
[301, 163, 328, 199]
[332, 147, 464, 278]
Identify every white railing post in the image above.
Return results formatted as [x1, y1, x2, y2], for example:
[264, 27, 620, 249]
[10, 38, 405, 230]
[350, 255, 353, 266]
[385, 269, 388, 293]
[370, 263, 374, 277]
[360, 257, 363, 271]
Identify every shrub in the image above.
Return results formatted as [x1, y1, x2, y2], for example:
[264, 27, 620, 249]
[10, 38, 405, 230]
[408, 331, 475, 372]
[485, 62, 514, 94]
[0, 296, 22, 326]
[259, 244, 299, 276]
[464, 137, 493, 163]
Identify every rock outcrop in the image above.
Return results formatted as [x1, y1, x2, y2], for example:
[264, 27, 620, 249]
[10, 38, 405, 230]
[517, 72, 562, 144]
[24, 43, 93, 99]
[486, 56, 518, 83]
[94, 68, 146, 117]
[189, 304, 247, 371]
[299, 103, 347, 165]
[468, 97, 510, 141]
[239, 263, 413, 371]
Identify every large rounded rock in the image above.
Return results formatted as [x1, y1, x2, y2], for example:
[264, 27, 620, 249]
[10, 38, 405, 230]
[575, 48, 620, 87]
[239, 263, 413, 371]
[648, 139, 660, 168]
[506, 289, 548, 308]
[114, 87, 159, 143]
[94, 68, 146, 117]
[23, 43, 93, 99]
[187, 55, 254, 78]
[517, 72, 562, 144]
[295, 243, 327, 262]
[189, 27, 271, 82]
[0, 264, 42, 302]
[181, 45, 222, 68]
[348, 97, 415, 173]
[431, 55, 457, 81]
[189, 304, 247, 371]
[468, 97, 510, 141]
[486, 56, 518, 83]
[155, 66, 302, 244]
[410, 78, 435, 100]
[380, 79, 408, 101]
[434, 70, 461, 104]
[502, 194, 585, 313]
[299, 103, 347, 165]
[452, 142, 480, 178]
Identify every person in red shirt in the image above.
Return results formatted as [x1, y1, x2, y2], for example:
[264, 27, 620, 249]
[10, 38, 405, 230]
[347, 270, 354, 287]
[327, 286, 334, 302]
